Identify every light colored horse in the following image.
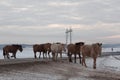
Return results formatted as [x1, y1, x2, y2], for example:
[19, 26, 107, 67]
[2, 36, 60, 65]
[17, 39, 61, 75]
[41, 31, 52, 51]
[51, 43, 66, 61]
[80, 43, 102, 69]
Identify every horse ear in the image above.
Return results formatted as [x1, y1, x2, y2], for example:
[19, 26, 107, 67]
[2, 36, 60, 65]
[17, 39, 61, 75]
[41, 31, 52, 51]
[98, 43, 102, 46]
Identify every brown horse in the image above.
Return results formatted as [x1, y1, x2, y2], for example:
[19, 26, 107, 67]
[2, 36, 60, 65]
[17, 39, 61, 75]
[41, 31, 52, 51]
[67, 42, 84, 63]
[3, 44, 23, 59]
[33, 44, 44, 59]
[51, 43, 66, 61]
[80, 43, 102, 69]
[33, 43, 51, 59]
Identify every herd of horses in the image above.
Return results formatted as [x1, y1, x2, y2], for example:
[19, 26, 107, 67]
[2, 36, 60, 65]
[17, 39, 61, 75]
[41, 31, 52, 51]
[2, 42, 102, 69]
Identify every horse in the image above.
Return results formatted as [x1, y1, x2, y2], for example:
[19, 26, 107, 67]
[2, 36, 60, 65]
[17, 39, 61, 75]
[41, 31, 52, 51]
[51, 43, 66, 61]
[67, 42, 84, 63]
[3, 44, 23, 59]
[33, 44, 45, 59]
[80, 43, 102, 69]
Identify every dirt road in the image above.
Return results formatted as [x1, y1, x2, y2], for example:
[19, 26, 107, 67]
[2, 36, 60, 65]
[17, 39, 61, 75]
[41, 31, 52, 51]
[0, 58, 120, 80]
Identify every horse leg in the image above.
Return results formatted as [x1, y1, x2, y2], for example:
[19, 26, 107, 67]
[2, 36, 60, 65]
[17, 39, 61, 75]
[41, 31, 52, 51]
[60, 52, 62, 59]
[69, 53, 72, 62]
[55, 53, 58, 61]
[3, 49, 6, 59]
[45, 52, 47, 59]
[4, 55, 6, 59]
[12, 53, 16, 59]
[82, 57, 84, 66]
[48, 51, 51, 59]
[34, 52, 37, 59]
[43, 51, 46, 59]
[39, 52, 41, 59]
[14, 53, 16, 59]
[93, 57, 97, 69]
[52, 52, 55, 61]
[7, 53, 10, 59]
[82, 57, 87, 68]
[3, 51, 6, 59]
[43, 52, 45, 59]
[11, 53, 14, 57]
[78, 53, 81, 64]
[46, 51, 48, 58]
[74, 54, 77, 63]
[84, 58, 87, 68]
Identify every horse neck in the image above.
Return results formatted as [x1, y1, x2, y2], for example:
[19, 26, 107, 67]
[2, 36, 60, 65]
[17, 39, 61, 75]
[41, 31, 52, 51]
[14, 46, 20, 51]
[92, 45, 101, 56]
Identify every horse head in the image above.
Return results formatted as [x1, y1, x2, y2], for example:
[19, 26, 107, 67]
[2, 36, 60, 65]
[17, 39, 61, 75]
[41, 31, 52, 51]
[98, 43, 102, 56]
[61, 44, 66, 52]
[95, 43, 102, 56]
[18, 45, 23, 52]
[75, 42, 85, 46]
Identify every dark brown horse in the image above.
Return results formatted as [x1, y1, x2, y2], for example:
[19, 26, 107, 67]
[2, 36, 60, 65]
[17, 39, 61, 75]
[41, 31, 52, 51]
[80, 43, 102, 69]
[3, 44, 23, 59]
[33, 43, 51, 59]
[33, 44, 44, 59]
[67, 42, 84, 63]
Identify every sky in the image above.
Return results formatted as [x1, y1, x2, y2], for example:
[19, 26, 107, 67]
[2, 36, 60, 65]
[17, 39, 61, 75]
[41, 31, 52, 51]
[0, 0, 120, 44]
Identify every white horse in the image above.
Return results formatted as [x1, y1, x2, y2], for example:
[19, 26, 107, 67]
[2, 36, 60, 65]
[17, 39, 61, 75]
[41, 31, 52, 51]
[51, 43, 66, 61]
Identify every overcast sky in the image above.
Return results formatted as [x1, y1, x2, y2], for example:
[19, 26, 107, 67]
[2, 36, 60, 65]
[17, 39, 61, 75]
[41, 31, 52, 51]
[0, 0, 120, 44]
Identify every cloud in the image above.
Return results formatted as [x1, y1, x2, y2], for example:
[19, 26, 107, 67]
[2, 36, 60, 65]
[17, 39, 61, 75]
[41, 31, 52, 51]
[12, 7, 30, 12]
[0, 1, 12, 7]
[0, 0, 120, 44]
[102, 35, 120, 39]
[47, 24, 94, 30]
[48, 1, 80, 7]
[0, 0, 119, 26]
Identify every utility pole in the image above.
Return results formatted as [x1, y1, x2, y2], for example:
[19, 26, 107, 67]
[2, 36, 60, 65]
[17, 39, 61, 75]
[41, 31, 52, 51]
[69, 28, 72, 44]
[65, 27, 72, 45]
[66, 28, 68, 45]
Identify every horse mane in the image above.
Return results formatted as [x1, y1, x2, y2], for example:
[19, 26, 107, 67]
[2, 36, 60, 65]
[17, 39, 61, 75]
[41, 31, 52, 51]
[75, 42, 84, 46]
[12, 44, 21, 47]
[92, 43, 102, 47]
[56, 42, 61, 44]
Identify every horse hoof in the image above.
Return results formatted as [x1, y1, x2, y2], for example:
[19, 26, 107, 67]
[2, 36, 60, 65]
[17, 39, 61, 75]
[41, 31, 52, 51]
[85, 66, 87, 68]
[93, 67, 96, 69]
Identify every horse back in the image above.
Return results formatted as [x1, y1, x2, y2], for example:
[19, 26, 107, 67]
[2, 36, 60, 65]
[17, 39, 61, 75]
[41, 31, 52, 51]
[81, 45, 92, 57]
[3, 45, 14, 52]
[51, 43, 58, 52]
[51, 43, 64, 53]
[44, 43, 51, 51]
[67, 44, 76, 53]
[33, 44, 41, 52]
[81, 43, 102, 57]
